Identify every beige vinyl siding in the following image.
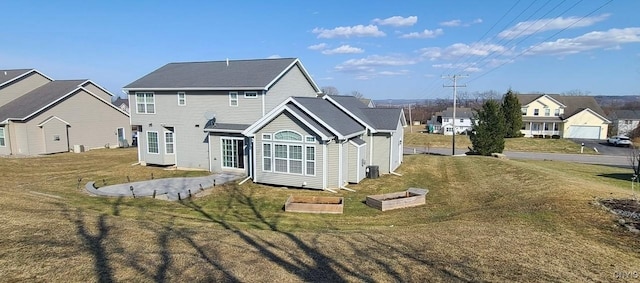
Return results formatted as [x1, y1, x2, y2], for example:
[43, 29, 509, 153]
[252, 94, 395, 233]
[341, 141, 349, 186]
[326, 141, 340, 189]
[358, 143, 367, 181]
[254, 112, 324, 189]
[41, 119, 69, 154]
[0, 126, 10, 155]
[562, 109, 609, 139]
[372, 133, 391, 174]
[0, 72, 51, 107]
[347, 142, 358, 183]
[11, 89, 131, 155]
[264, 65, 318, 113]
[8, 122, 29, 155]
[81, 82, 113, 102]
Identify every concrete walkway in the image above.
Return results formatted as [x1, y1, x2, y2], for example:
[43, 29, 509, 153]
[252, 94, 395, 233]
[85, 172, 244, 201]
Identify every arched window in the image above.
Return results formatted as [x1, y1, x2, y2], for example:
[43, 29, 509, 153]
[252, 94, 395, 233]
[274, 130, 302, 142]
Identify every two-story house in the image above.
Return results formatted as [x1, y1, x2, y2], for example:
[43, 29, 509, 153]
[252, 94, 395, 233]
[608, 109, 640, 136]
[428, 107, 475, 135]
[124, 58, 405, 190]
[518, 94, 610, 139]
[0, 69, 130, 155]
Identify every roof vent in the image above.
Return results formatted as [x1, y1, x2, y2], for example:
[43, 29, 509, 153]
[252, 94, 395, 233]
[226, 58, 229, 67]
[3, 71, 6, 76]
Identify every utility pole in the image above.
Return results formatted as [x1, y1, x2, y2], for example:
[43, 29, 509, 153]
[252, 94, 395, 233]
[443, 74, 467, 155]
[408, 104, 413, 133]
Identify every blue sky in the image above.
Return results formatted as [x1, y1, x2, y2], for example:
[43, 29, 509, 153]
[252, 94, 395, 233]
[2, 0, 639, 100]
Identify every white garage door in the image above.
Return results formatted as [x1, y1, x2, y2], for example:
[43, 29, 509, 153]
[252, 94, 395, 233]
[567, 126, 601, 139]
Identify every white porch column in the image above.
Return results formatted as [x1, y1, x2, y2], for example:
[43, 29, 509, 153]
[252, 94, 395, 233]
[543, 122, 546, 138]
[529, 122, 532, 137]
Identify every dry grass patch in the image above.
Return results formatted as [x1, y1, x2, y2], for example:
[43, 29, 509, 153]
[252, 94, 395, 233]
[0, 149, 639, 281]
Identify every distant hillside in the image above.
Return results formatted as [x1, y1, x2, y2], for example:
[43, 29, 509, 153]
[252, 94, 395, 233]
[375, 96, 640, 108]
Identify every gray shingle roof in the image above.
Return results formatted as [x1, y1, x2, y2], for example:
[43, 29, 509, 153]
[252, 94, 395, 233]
[113, 97, 128, 106]
[124, 58, 298, 89]
[0, 69, 33, 86]
[0, 80, 85, 122]
[204, 123, 251, 133]
[441, 107, 475, 119]
[286, 104, 333, 138]
[292, 97, 365, 137]
[360, 108, 403, 131]
[328, 95, 376, 126]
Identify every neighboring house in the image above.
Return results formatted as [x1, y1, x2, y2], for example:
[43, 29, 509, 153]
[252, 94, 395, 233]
[0, 77, 131, 155]
[518, 94, 610, 139]
[0, 69, 53, 106]
[608, 110, 640, 136]
[113, 97, 130, 113]
[428, 107, 475, 135]
[359, 98, 375, 108]
[124, 58, 405, 190]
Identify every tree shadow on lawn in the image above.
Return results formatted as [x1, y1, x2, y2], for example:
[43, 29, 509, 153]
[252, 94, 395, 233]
[598, 173, 635, 182]
[179, 184, 372, 282]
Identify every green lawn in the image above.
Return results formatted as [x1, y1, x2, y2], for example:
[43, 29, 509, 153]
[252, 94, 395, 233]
[0, 148, 638, 281]
[404, 125, 596, 154]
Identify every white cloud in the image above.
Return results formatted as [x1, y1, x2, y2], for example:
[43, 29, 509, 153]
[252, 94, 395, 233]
[420, 42, 509, 60]
[308, 43, 328, 50]
[267, 55, 281, 59]
[432, 63, 482, 73]
[440, 20, 461, 27]
[335, 55, 417, 73]
[439, 18, 483, 27]
[378, 70, 410, 76]
[322, 45, 365, 55]
[312, 25, 385, 38]
[499, 14, 610, 39]
[373, 16, 418, 27]
[400, 28, 444, 39]
[525, 27, 640, 55]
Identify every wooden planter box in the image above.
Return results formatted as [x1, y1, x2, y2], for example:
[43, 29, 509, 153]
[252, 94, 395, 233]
[284, 195, 344, 214]
[366, 188, 428, 211]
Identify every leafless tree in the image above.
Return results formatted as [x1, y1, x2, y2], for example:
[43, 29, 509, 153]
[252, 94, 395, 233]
[561, 89, 592, 96]
[628, 146, 640, 200]
[349, 90, 364, 99]
[321, 86, 339, 96]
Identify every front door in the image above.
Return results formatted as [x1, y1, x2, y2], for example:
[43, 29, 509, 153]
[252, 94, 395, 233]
[222, 138, 244, 169]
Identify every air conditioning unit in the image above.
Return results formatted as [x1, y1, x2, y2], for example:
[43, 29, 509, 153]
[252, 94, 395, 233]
[73, 145, 85, 153]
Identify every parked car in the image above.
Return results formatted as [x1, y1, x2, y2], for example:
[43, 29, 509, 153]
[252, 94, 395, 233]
[607, 135, 633, 147]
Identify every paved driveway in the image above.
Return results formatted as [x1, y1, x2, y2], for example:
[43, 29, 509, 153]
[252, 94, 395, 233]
[570, 139, 633, 156]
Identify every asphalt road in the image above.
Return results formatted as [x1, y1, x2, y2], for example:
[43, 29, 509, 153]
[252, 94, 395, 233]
[404, 146, 632, 168]
[570, 139, 633, 156]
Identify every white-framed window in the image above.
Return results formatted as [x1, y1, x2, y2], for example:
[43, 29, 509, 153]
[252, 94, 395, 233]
[460, 118, 464, 123]
[625, 120, 632, 125]
[521, 107, 527, 115]
[221, 138, 244, 169]
[229, 92, 238, 107]
[554, 109, 560, 116]
[263, 143, 272, 171]
[306, 146, 315, 176]
[53, 135, 60, 141]
[262, 133, 272, 140]
[177, 92, 186, 106]
[164, 131, 174, 154]
[544, 108, 550, 116]
[147, 131, 159, 154]
[445, 127, 453, 132]
[0, 127, 5, 147]
[244, 91, 258, 98]
[443, 118, 449, 122]
[533, 109, 539, 116]
[264, 130, 315, 175]
[136, 92, 155, 114]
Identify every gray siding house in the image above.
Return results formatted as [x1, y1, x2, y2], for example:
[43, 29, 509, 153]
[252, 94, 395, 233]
[125, 58, 406, 191]
[608, 110, 640, 136]
[0, 73, 131, 155]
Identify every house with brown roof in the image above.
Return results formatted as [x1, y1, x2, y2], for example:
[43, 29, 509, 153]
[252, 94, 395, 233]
[0, 69, 131, 155]
[518, 94, 610, 139]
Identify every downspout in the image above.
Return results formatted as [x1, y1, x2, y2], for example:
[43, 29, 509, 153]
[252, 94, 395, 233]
[262, 90, 266, 117]
[251, 137, 256, 182]
[389, 132, 393, 173]
[338, 139, 343, 187]
[369, 130, 373, 166]
[208, 133, 212, 172]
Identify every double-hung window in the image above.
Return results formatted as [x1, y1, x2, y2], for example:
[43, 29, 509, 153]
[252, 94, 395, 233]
[533, 109, 539, 116]
[265, 130, 315, 175]
[147, 131, 159, 154]
[177, 92, 186, 106]
[0, 127, 5, 146]
[136, 92, 155, 114]
[554, 109, 560, 116]
[229, 92, 238, 106]
[544, 108, 550, 116]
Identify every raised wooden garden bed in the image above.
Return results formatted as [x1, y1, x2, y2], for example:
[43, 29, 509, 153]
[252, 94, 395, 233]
[366, 188, 429, 211]
[284, 195, 344, 214]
